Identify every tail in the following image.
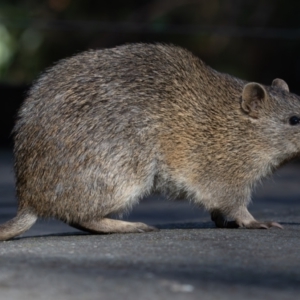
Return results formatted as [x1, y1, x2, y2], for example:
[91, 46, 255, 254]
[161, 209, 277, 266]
[0, 208, 37, 241]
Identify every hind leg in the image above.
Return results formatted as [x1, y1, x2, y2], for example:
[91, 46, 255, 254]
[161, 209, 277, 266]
[69, 218, 158, 234]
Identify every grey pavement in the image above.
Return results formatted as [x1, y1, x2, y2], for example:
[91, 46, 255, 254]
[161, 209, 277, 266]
[0, 149, 300, 300]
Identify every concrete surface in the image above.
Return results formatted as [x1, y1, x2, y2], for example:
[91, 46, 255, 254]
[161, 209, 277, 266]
[0, 149, 300, 300]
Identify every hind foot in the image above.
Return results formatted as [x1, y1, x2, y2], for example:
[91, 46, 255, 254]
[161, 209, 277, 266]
[69, 218, 158, 234]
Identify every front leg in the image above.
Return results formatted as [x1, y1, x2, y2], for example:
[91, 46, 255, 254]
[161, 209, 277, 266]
[211, 209, 239, 228]
[211, 207, 283, 229]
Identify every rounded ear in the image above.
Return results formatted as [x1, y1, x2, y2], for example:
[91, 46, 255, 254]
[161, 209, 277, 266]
[241, 83, 268, 118]
[272, 78, 289, 92]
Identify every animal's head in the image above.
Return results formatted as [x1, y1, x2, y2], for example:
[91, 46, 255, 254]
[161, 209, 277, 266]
[241, 78, 300, 162]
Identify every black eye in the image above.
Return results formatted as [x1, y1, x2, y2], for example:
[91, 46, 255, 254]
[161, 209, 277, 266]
[289, 116, 300, 125]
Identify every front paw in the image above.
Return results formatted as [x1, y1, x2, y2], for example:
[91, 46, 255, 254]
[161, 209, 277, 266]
[237, 220, 283, 229]
[211, 209, 283, 229]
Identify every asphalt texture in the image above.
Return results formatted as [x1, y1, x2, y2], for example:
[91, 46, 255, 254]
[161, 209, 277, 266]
[0, 149, 300, 300]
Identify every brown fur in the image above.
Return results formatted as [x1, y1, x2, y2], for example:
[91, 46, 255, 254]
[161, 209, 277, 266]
[1, 43, 299, 240]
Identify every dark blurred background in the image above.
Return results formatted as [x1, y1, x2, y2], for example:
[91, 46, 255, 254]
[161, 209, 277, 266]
[1, 0, 300, 148]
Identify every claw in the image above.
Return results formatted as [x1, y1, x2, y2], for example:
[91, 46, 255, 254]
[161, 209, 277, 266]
[258, 224, 268, 229]
[268, 222, 283, 229]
